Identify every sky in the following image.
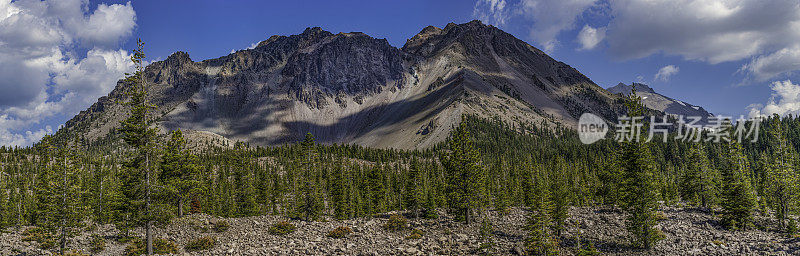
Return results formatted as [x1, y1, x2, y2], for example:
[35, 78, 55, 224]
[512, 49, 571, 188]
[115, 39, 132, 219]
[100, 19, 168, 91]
[1, 0, 800, 146]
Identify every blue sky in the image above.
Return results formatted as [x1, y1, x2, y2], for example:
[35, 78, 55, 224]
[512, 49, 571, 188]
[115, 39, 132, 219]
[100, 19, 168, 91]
[2, 0, 799, 146]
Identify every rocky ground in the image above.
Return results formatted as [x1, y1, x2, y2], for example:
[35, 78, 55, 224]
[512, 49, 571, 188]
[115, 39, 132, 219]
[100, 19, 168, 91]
[2, 206, 799, 255]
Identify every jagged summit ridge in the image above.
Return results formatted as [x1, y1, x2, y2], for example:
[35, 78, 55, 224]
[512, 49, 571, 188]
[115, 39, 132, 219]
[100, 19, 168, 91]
[55, 21, 626, 149]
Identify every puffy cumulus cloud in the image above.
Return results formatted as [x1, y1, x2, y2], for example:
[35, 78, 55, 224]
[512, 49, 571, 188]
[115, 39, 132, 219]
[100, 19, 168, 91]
[747, 80, 800, 118]
[519, 0, 597, 52]
[654, 65, 680, 82]
[577, 25, 605, 50]
[473, 0, 598, 52]
[473, 0, 509, 26]
[603, 0, 800, 83]
[476, 0, 800, 81]
[741, 45, 800, 82]
[0, 0, 137, 146]
[0, 116, 52, 148]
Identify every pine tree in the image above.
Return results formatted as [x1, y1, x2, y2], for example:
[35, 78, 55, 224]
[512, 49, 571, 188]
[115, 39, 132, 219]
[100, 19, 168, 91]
[50, 142, 86, 255]
[330, 156, 349, 219]
[160, 130, 202, 217]
[365, 165, 386, 214]
[682, 143, 718, 209]
[404, 157, 424, 218]
[720, 136, 756, 230]
[523, 170, 558, 255]
[618, 88, 662, 249]
[549, 173, 569, 238]
[765, 115, 798, 231]
[441, 117, 488, 224]
[295, 133, 324, 221]
[232, 143, 259, 216]
[117, 39, 159, 255]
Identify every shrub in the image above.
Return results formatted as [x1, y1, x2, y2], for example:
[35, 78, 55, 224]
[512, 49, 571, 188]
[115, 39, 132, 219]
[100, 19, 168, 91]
[654, 211, 668, 221]
[89, 234, 106, 253]
[405, 229, 423, 239]
[21, 227, 55, 249]
[213, 220, 230, 232]
[185, 236, 216, 252]
[268, 221, 296, 236]
[576, 241, 601, 256]
[788, 219, 798, 236]
[327, 226, 352, 239]
[123, 237, 178, 256]
[384, 214, 408, 231]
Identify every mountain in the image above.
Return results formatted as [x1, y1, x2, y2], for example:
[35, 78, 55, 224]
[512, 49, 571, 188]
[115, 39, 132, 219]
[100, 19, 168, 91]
[607, 82, 713, 123]
[55, 20, 623, 149]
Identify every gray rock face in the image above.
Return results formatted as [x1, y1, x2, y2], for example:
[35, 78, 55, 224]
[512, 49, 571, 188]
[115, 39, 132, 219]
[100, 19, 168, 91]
[607, 82, 713, 124]
[55, 20, 625, 149]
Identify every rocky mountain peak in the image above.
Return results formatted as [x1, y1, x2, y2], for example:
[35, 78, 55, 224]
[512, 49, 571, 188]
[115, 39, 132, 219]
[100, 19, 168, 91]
[608, 82, 656, 94]
[402, 20, 501, 57]
[56, 21, 628, 149]
[607, 82, 713, 123]
[165, 51, 193, 66]
[300, 26, 333, 40]
[255, 35, 286, 48]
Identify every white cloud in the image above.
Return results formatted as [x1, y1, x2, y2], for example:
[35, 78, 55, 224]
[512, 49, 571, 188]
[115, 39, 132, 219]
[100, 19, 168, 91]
[230, 41, 260, 54]
[519, 0, 598, 52]
[473, 0, 509, 26]
[473, 0, 598, 52]
[606, 0, 800, 64]
[741, 44, 800, 82]
[747, 80, 800, 117]
[577, 25, 605, 50]
[654, 65, 680, 82]
[0, 0, 137, 146]
[477, 0, 800, 82]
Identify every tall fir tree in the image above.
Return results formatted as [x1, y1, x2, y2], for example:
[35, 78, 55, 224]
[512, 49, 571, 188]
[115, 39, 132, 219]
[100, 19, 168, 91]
[160, 130, 202, 217]
[720, 135, 756, 230]
[682, 143, 718, 209]
[523, 169, 558, 255]
[441, 117, 488, 224]
[117, 38, 160, 255]
[765, 115, 799, 231]
[404, 157, 425, 218]
[617, 87, 663, 249]
[295, 133, 324, 221]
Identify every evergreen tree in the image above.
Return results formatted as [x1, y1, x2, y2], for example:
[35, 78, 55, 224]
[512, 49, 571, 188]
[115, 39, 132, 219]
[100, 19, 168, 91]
[404, 157, 424, 218]
[295, 133, 324, 221]
[117, 39, 161, 255]
[160, 130, 202, 217]
[232, 143, 259, 216]
[720, 136, 756, 230]
[441, 117, 488, 224]
[617, 88, 662, 249]
[523, 170, 558, 255]
[682, 143, 718, 209]
[330, 156, 349, 219]
[765, 115, 799, 231]
[365, 165, 386, 214]
[50, 142, 86, 255]
[549, 172, 569, 238]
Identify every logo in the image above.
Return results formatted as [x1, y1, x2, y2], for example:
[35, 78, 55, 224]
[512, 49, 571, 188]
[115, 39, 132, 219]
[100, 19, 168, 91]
[578, 113, 608, 144]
